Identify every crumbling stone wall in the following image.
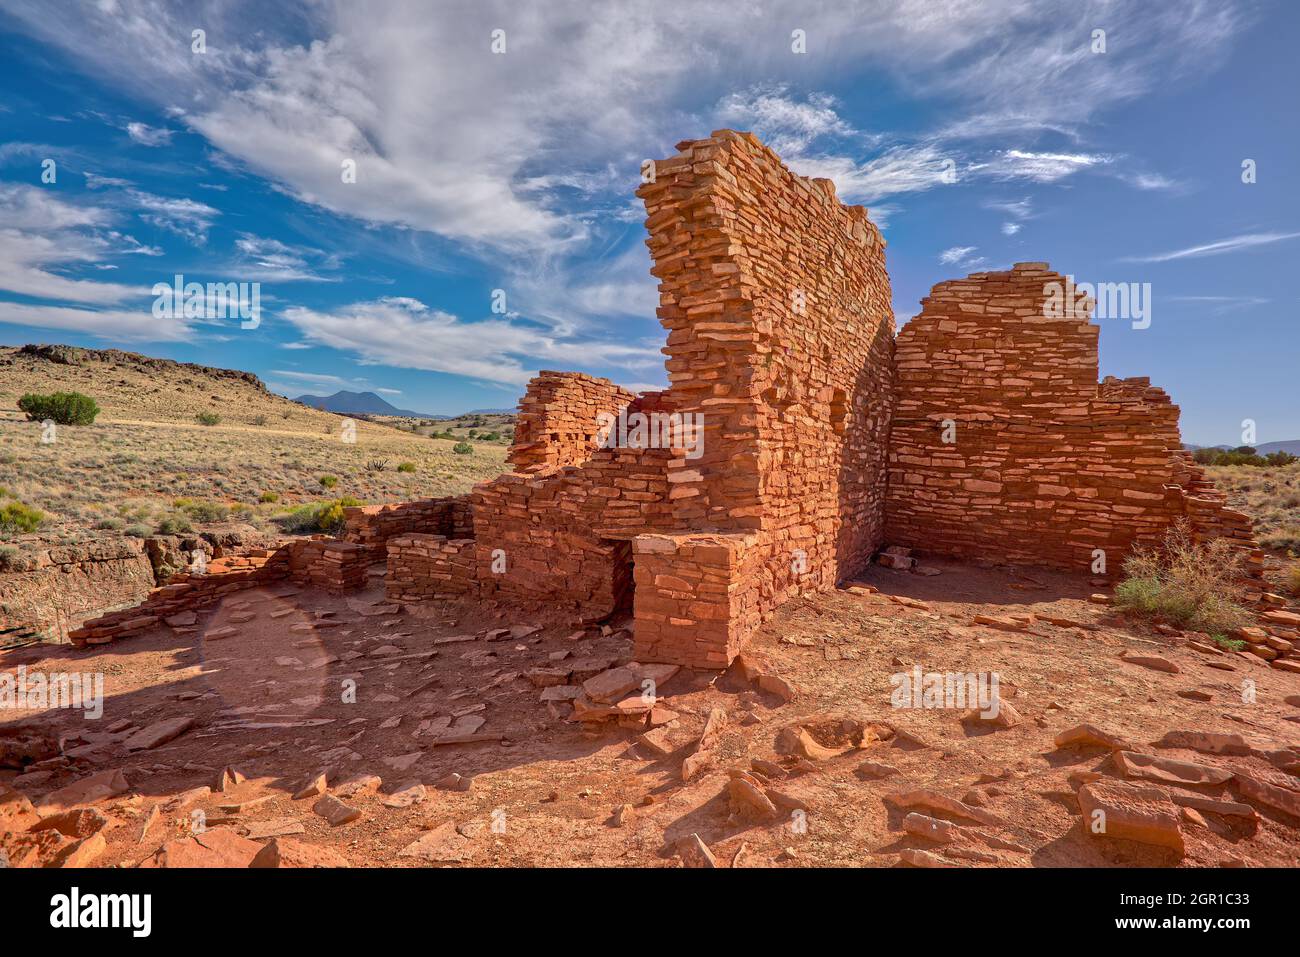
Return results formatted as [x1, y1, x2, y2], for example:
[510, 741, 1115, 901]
[885, 263, 1261, 574]
[341, 496, 472, 559]
[507, 372, 636, 473]
[630, 129, 896, 664]
[66, 537, 370, 647]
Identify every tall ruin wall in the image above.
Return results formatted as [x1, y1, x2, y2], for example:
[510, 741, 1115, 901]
[631, 129, 896, 664]
[884, 263, 1261, 575]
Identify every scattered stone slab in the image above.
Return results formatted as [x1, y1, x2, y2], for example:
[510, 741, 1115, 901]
[677, 833, 716, 868]
[1235, 774, 1300, 819]
[293, 772, 329, 800]
[883, 790, 1000, 827]
[125, 716, 195, 752]
[244, 818, 307, 839]
[398, 821, 473, 863]
[902, 811, 964, 844]
[1076, 781, 1184, 853]
[250, 837, 349, 868]
[899, 847, 958, 868]
[728, 777, 778, 820]
[40, 769, 130, 809]
[312, 795, 361, 826]
[383, 782, 428, 808]
[51, 832, 107, 868]
[333, 774, 383, 798]
[1154, 730, 1253, 756]
[1054, 724, 1132, 751]
[1171, 793, 1258, 822]
[31, 807, 109, 839]
[1119, 652, 1180, 674]
[141, 828, 262, 868]
[1113, 750, 1233, 787]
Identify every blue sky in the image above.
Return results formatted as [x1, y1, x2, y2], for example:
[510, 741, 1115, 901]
[0, 0, 1295, 442]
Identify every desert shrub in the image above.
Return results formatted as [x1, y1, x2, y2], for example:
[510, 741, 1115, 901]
[252, 414, 268, 426]
[1289, 565, 1300, 597]
[96, 517, 125, 531]
[125, 523, 152, 538]
[365, 458, 389, 472]
[1210, 635, 1246, 651]
[396, 462, 416, 473]
[318, 475, 339, 489]
[1194, 446, 1298, 467]
[481, 431, 501, 442]
[0, 544, 32, 572]
[156, 514, 194, 535]
[1114, 521, 1251, 634]
[259, 491, 280, 504]
[275, 497, 363, 534]
[17, 391, 100, 425]
[1262, 526, 1300, 552]
[0, 501, 46, 538]
[452, 441, 473, 455]
[195, 412, 222, 426]
[180, 500, 228, 524]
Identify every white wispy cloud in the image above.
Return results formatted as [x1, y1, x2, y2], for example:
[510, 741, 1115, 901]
[233, 234, 340, 282]
[1123, 231, 1300, 263]
[283, 297, 663, 386]
[125, 121, 174, 146]
[0, 184, 147, 303]
[938, 245, 987, 271]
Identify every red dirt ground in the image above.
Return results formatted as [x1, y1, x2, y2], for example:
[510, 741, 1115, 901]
[3, 558, 1299, 867]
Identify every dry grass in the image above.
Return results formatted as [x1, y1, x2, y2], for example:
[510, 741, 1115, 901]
[0, 346, 507, 550]
[1114, 520, 1251, 636]
[1206, 461, 1300, 553]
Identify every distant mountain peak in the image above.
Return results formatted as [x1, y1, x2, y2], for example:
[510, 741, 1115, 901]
[293, 389, 434, 419]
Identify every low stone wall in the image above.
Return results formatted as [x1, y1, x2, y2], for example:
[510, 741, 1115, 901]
[631, 531, 761, 669]
[341, 496, 471, 559]
[65, 537, 369, 648]
[386, 533, 478, 600]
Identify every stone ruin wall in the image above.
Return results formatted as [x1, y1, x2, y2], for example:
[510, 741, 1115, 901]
[506, 371, 636, 473]
[630, 130, 895, 665]
[49, 131, 1263, 669]
[885, 263, 1261, 577]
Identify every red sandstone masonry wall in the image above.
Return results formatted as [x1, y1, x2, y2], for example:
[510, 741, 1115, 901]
[885, 263, 1261, 575]
[66, 537, 370, 647]
[632, 129, 895, 662]
[341, 496, 471, 560]
[507, 372, 636, 473]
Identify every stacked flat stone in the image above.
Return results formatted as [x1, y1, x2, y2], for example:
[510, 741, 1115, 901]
[507, 371, 636, 473]
[885, 263, 1263, 577]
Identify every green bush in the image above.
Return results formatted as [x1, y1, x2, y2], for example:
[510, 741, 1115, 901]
[179, 500, 228, 524]
[259, 491, 280, 504]
[452, 441, 473, 455]
[17, 391, 100, 425]
[275, 497, 362, 534]
[396, 462, 416, 473]
[195, 412, 222, 426]
[156, 514, 194, 535]
[1114, 521, 1251, 634]
[1193, 446, 1298, 468]
[0, 501, 47, 538]
[125, 523, 152, 538]
[318, 475, 339, 489]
